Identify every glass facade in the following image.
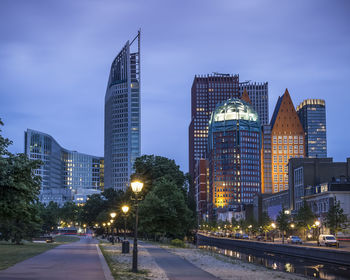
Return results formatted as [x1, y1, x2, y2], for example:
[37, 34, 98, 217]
[208, 98, 261, 208]
[105, 31, 140, 191]
[24, 129, 104, 206]
[297, 99, 327, 158]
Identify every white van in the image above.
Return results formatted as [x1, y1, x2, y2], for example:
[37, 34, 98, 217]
[318, 234, 339, 247]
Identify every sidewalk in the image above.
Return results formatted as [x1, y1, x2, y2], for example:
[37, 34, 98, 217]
[141, 242, 220, 280]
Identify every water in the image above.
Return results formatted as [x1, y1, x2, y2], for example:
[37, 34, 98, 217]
[199, 245, 350, 279]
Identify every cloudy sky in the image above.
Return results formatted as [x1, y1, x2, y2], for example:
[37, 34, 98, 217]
[1, 0, 349, 172]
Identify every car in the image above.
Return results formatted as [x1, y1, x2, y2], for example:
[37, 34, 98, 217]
[242, 234, 249, 239]
[235, 233, 242, 239]
[318, 234, 339, 247]
[287, 236, 302, 244]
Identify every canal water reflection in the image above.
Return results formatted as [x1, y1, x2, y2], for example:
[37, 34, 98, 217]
[199, 245, 350, 279]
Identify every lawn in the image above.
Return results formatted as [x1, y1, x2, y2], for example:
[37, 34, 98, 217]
[0, 235, 80, 270]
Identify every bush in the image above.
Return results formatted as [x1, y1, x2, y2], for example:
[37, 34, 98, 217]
[171, 238, 185, 248]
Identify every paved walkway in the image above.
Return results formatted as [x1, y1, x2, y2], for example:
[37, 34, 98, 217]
[142, 243, 219, 280]
[0, 237, 109, 280]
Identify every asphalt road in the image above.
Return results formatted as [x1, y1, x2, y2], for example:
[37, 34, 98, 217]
[143, 243, 220, 280]
[0, 236, 107, 280]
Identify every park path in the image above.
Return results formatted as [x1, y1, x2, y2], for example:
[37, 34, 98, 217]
[0, 236, 110, 280]
[141, 242, 220, 280]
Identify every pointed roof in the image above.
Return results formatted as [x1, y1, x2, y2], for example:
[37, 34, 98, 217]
[270, 89, 304, 134]
[241, 88, 251, 104]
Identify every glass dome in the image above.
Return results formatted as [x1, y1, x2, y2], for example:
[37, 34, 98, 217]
[210, 98, 259, 123]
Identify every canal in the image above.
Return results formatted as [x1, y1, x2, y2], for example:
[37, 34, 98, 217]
[198, 243, 350, 279]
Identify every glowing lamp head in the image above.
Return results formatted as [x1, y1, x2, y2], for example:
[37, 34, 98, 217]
[315, 220, 320, 227]
[107, 222, 111, 226]
[271, 223, 276, 229]
[110, 212, 117, 218]
[122, 205, 129, 214]
[103, 223, 106, 227]
[131, 181, 144, 194]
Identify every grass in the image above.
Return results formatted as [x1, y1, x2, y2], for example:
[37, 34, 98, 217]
[99, 244, 150, 280]
[0, 235, 80, 270]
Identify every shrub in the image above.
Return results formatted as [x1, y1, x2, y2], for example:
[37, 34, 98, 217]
[171, 238, 185, 247]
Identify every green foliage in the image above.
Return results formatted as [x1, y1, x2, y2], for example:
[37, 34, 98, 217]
[325, 199, 348, 235]
[138, 177, 193, 239]
[295, 201, 315, 231]
[171, 238, 185, 247]
[131, 155, 185, 195]
[276, 208, 290, 243]
[38, 202, 60, 233]
[0, 120, 42, 243]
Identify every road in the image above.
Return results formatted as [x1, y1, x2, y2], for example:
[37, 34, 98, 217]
[143, 242, 220, 280]
[0, 236, 108, 280]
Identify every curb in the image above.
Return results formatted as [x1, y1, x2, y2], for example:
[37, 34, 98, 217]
[96, 244, 114, 280]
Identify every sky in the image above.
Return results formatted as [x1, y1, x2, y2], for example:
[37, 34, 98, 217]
[1, 0, 350, 173]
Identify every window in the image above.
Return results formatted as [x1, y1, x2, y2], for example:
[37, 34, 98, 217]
[289, 136, 293, 143]
[279, 165, 283, 172]
[274, 184, 278, 192]
[299, 136, 303, 144]
[273, 136, 277, 144]
[284, 155, 288, 162]
[273, 156, 277, 163]
[279, 156, 282, 162]
[294, 136, 298, 144]
[278, 136, 282, 144]
[273, 165, 277, 172]
[284, 136, 287, 144]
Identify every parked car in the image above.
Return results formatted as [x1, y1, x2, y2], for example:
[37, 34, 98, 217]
[242, 234, 249, 239]
[287, 236, 302, 244]
[318, 234, 339, 247]
[235, 233, 242, 239]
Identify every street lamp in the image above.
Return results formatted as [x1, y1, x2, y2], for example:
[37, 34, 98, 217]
[131, 181, 144, 273]
[121, 205, 130, 254]
[110, 212, 117, 219]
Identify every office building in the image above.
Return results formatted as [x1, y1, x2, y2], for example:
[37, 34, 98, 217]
[104, 31, 141, 191]
[24, 129, 104, 206]
[288, 157, 350, 211]
[261, 124, 272, 193]
[270, 89, 305, 194]
[296, 99, 327, 158]
[208, 98, 261, 209]
[189, 73, 239, 180]
[194, 158, 210, 220]
[240, 81, 269, 125]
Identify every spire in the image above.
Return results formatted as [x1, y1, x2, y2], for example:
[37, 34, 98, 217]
[241, 88, 251, 104]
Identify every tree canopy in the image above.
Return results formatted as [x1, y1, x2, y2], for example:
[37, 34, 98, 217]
[325, 199, 348, 235]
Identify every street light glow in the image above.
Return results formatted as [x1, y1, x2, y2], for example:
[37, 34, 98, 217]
[131, 181, 144, 194]
[122, 205, 129, 214]
[110, 212, 117, 218]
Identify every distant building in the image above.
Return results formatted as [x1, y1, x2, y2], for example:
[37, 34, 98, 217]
[189, 73, 240, 181]
[261, 124, 272, 193]
[239, 81, 269, 125]
[296, 99, 327, 158]
[208, 98, 261, 210]
[270, 89, 305, 193]
[288, 157, 350, 211]
[304, 177, 350, 224]
[261, 190, 290, 220]
[104, 31, 141, 191]
[24, 129, 103, 206]
[194, 159, 210, 220]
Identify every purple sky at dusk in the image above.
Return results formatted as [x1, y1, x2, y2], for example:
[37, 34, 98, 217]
[1, 0, 349, 173]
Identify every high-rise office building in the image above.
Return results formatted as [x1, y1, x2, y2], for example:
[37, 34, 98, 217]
[104, 31, 141, 191]
[240, 81, 269, 125]
[24, 129, 104, 206]
[261, 124, 272, 193]
[194, 158, 210, 220]
[270, 89, 305, 194]
[208, 98, 261, 208]
[296, 99, 327, 158]
[189, 73, 239, 180]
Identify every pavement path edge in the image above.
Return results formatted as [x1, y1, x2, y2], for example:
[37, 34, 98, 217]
[96, 244, 114, 280]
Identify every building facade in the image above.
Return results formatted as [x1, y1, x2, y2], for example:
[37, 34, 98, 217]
[208, 98, 261, 210]
[189, 73, 240, 180]
[261, 124, 272, 193]
[104, 31, 141, 191]
[194, 158, 210, 220]
[270, 89, 305, 194]
[288, 157, 350, 211]
[239, 81, 269, 125]
[296, 99, 327, 158]
[24, 129, 104, 206]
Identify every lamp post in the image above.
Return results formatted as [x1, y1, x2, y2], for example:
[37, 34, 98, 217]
[131, 181, 143, 273]
[121, 205, 130, 254]
[315, 220, 321, 245]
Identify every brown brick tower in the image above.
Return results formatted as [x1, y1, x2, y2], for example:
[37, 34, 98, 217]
[270, 89, 305, 193]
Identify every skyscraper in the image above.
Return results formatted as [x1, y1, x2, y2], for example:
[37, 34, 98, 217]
[296, 99, 327, 158]
[24, 129, 104, 206]
[270, 89, 305, 194]
[104, 31, 141, 191]
[208, 98, 261, 208]
[239, 81, 269, 125]
[189, 73, 239, 180]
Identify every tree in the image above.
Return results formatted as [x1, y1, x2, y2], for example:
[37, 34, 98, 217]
[59, 201, 81, 227]
[79, 194, 106, 226]
[131, 155, 185, 195]
[325, 199, 348, 236]
[276, 208, 290, 243]
[295, 201, 315, 238]
[39, 202, 60, 233]
[0, 120, 42, 243]
[260, 212, 271, 240]
[138, 177, 193, 239]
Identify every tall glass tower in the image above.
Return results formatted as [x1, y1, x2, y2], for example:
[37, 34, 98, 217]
[104, 31, 141, 191]
[296, 99, 327, 158]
